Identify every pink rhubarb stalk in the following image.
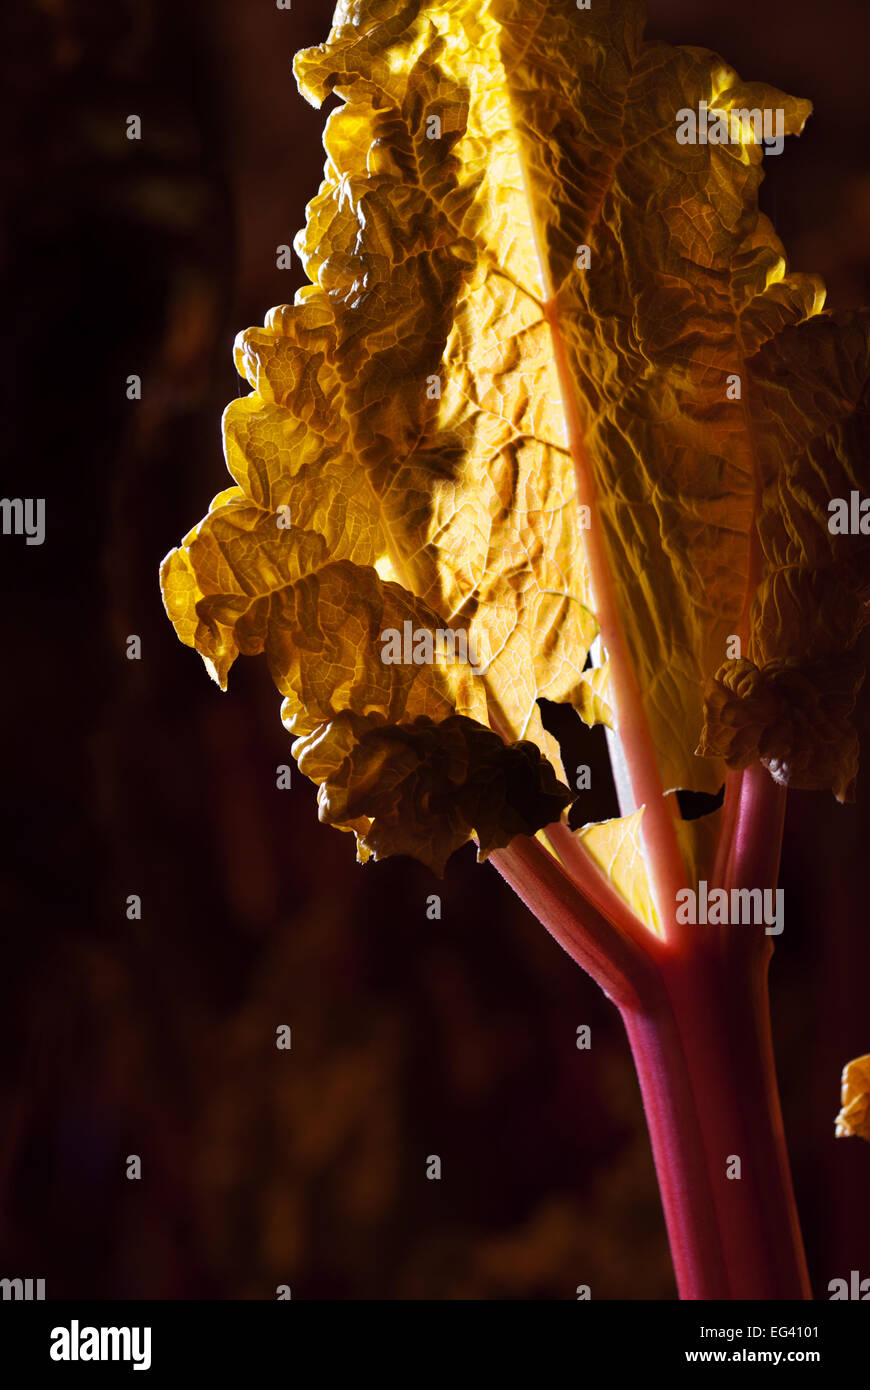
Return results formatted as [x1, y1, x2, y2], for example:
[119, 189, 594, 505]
[491, 764, 811, 1299]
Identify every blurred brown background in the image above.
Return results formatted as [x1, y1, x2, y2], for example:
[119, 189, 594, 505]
[1, 0, 868, 1299]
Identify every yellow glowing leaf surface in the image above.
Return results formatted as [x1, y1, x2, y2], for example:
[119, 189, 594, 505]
[836, 1054, 870, 1141]
[161, 0, 870, 878]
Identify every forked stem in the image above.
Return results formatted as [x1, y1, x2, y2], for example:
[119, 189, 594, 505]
[494, 766, 810, 1299]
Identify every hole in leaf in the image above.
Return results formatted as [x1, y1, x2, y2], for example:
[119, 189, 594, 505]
[673, 785, 725, 821]
[537, 698, 621, 827]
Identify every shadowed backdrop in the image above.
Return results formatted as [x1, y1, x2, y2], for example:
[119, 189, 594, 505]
[1, 0, 868, 1298]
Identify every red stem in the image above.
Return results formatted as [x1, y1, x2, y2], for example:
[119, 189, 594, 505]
[544, 817, 668, 957]
[619, 985, 729, 1297]
[728, 762, 788, 897]
[711, 767, 742, 890]
[495, 766, 810, 1299]
[631, 767, 810, 1297]
[489, 834, 651, 1008]
[625, 939, 811, 1298]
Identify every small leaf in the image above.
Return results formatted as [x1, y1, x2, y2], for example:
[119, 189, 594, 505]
[835, 1054, 870, 1141]
[697, 655, 864, 803]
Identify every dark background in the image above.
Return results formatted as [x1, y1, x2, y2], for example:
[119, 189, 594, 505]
[1, 0, 868, 1299]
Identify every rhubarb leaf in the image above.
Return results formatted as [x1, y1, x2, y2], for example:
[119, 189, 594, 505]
[161, 0, 870, 886]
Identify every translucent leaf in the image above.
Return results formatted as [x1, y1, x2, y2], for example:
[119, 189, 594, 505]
[162, 0, 870, 876]
[577, 810, 660, 932]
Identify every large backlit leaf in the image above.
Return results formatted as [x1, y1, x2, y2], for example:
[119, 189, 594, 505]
[162, 0, 870, 889]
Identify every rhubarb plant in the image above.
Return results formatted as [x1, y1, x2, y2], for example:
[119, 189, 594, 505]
[160, 0, 870, 1298]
